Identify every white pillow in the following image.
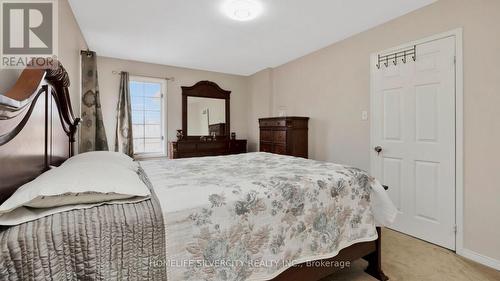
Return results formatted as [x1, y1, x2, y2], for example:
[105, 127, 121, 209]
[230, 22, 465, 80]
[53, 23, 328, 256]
[0, 161, 150, 213]
[63, 151, 138, 171]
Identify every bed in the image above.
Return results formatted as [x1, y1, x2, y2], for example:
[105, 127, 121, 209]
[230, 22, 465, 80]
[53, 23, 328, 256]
[0, 63, 395, 281]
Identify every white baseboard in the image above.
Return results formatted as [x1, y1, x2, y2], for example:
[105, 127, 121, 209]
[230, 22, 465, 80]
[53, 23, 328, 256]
[458, 248, 500, 271]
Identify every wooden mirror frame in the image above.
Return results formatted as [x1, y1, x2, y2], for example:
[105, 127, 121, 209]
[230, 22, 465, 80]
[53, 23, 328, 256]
[181, 81, 230, 140]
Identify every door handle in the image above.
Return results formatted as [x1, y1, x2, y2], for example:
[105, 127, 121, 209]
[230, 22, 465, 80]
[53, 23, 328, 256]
[374, 146, 383, 155]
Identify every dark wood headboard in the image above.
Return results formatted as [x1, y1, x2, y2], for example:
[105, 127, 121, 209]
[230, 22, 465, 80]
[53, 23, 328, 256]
[0, 61, 79, 203]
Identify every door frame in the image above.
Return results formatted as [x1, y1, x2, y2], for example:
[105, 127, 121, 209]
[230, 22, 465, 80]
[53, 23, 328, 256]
[369, 28, 463, 252]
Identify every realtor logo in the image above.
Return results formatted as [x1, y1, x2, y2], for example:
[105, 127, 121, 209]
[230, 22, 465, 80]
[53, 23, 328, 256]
[1, 0, 58, 69]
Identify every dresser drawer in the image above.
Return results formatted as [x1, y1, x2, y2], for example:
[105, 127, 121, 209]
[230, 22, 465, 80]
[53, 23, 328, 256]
[229, 140, 247, 154]
[197, 141, 226, 151]
[274, 130, 287, 143]
[260, 142, 273, 153]
[274, 120, 286, 127]
[260, 130, 274, 142]
[170, 139, 247, 159]
[177, 142, 197, 150]
[260, 119, 286, 127]
[274, 144, 287, 155]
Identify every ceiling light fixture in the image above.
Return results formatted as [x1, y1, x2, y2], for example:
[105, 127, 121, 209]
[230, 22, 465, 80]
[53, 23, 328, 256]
[223, 0, 263, 21]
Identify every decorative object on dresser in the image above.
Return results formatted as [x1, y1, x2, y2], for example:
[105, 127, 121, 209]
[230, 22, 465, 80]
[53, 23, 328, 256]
[176, 129, 184, 140]
[259, 116, 309, 158]
[170, 80, 247, 159]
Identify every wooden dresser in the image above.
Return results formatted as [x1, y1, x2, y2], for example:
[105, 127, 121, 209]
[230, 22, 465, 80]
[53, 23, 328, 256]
[259, 117, 309, 158]
[169, 139, 247, 159]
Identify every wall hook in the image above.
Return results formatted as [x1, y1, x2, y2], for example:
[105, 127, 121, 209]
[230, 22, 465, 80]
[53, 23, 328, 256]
[376, 45, 416, 70]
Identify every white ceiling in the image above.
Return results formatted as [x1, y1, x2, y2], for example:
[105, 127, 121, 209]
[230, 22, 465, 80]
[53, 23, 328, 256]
[68, 0, 436, 76]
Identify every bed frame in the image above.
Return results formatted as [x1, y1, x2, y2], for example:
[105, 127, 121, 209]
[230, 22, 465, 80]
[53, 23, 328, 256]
[0, 62, 79, 203]
[0, 63, 388, 281]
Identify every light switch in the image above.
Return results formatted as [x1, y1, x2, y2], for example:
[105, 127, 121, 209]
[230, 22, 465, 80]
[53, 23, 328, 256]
[361, 111, 368, 121]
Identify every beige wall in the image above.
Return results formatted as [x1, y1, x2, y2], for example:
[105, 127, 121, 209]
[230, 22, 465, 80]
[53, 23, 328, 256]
[58, 0, 88, 118]
[0, 70, 21, 94]
[97, 56, 249, 149]
[246, 68, 273, 152]
[247, 0, 500, 262]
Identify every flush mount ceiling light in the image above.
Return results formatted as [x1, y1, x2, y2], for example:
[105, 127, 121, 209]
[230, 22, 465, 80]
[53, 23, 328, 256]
[223, 0, 263, 21]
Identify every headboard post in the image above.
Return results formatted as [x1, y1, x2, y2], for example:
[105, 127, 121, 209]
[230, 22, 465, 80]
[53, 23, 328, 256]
[44, 84, 49, 169]
[45, 61, 80, 157]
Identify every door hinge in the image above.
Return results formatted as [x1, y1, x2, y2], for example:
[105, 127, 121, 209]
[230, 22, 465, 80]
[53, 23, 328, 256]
[454, 56, 456, 65]
[453, 225, 457, 234]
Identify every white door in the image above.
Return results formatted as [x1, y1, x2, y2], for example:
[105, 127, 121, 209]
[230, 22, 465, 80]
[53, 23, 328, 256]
[371, 36, 456, 250]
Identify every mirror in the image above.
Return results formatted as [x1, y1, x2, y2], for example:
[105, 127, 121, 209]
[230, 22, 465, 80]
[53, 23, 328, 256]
[182, 81, 231, 139]
[187, 97, 226, 136]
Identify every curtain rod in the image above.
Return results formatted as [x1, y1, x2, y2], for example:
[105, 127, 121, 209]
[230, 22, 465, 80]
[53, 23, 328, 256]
[111, 70, 175, 81]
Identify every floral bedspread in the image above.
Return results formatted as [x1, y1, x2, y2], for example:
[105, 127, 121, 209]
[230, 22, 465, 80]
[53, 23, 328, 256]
[140, 152, 395, 281]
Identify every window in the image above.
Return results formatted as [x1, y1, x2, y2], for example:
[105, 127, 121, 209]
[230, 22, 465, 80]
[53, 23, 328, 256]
[130, 77, 166, 156]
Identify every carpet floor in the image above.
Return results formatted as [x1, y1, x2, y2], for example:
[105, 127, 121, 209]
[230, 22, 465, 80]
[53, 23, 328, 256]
[324, 228, 500, 281]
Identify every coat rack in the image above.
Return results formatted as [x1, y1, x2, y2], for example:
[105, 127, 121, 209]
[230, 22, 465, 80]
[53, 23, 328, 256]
[376, 45, 416, 69]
